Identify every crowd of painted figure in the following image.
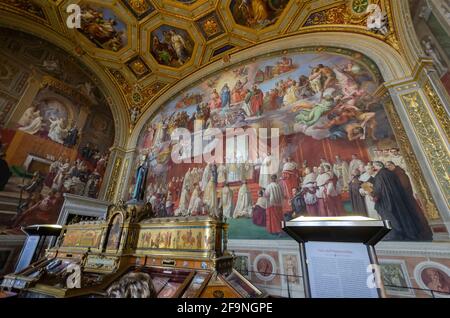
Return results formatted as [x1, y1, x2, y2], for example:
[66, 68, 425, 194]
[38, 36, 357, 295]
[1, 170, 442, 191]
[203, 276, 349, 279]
[139, 147, 432, 240]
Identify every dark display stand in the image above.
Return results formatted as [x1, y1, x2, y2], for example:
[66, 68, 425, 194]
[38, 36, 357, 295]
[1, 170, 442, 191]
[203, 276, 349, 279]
[15, 225, 62, 273]
[282, 217, 391, 298]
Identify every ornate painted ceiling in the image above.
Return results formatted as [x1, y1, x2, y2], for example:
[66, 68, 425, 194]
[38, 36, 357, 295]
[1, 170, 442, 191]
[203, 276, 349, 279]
[0, 0, 401, 127]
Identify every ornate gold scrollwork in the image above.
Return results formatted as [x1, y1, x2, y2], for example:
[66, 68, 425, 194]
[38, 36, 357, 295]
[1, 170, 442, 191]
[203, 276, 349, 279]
[398, 92, 450, 213]
[424, 81, 450, 142]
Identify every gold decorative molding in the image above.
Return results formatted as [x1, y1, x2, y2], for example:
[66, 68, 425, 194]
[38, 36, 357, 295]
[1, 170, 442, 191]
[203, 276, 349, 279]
[106, 156, 123, 203]
[424, 81, 450, 142]
[40, 75, 93, 107]
[400, 92, 450, 210]
[384, 98, 440, 219]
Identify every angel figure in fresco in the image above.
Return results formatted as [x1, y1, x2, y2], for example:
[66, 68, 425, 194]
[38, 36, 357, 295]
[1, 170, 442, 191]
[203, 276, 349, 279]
[233, 181, 253, 218]
[308, 66, 323, 95]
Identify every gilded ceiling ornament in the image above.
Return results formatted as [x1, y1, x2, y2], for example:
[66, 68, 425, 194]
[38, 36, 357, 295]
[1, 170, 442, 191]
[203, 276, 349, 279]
[109, 69, 132, 94]
[365, 3, 389, 36]
[126, 56, 151, 79]
[195, 11, 225, 41]
[304, 4, 350, 26]
[121, 0, 155, 20]
[351, 0, 370, 14]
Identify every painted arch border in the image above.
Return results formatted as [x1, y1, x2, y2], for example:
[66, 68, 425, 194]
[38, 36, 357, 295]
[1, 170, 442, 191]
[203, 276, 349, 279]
[128, 31, 447, 227]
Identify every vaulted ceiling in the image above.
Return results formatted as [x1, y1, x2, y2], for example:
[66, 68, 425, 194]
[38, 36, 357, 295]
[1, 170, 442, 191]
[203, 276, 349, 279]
[0, 0, 401, 128]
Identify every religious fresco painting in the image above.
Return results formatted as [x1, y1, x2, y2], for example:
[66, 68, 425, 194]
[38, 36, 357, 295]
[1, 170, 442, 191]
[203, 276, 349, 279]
[132, 47, 434, 242]
[230, 0, 290, 30]
[0, 29, 114, 234]
[78, 4, 128, 52]
[150, 25, 194, 68]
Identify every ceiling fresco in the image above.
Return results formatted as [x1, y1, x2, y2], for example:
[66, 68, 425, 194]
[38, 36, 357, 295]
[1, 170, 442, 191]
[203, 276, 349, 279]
[0, 0, 401, 126]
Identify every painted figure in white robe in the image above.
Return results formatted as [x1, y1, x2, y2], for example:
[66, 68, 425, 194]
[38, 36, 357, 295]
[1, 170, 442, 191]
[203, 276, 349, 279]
[358, 163, 380, 219]
[217, 164, 227, 184]
[175, 183, 190, 216]
[203, 178, 218, 216]
[201, 164, 211, 191]
[194, 167, 203, 185]
[221, 183, 234, 218]
[389, 148, 406, 171]
[233, 181, 253, 218]
[48, 117, 68, 144]
[188, 184, 200, 215]
[259, 153, 273, 189]
[283, 82, 299, 105]
[18, 106, 44, 135]
[52, 158, 70, 191]
[18, 106, 40, 127]
[182, 168, 192, 191]
[333, 155, 350, 193]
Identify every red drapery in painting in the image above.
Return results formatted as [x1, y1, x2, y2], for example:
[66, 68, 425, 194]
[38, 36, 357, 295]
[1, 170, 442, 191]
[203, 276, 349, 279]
[164, 131, 370, 194]
[285, 133, 370, 167]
